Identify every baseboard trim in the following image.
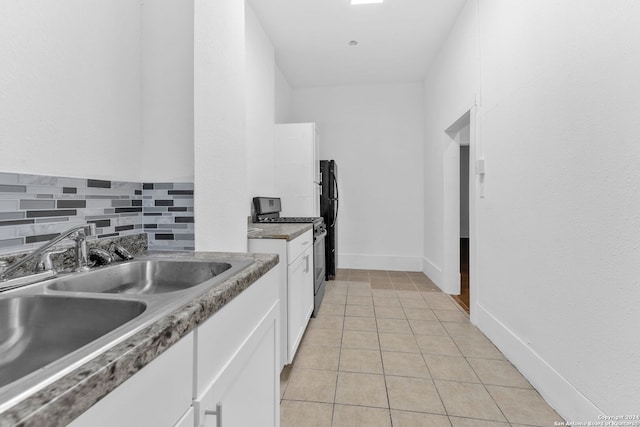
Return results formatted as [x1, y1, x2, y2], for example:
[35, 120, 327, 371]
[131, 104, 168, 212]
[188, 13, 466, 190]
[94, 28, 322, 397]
[475, 303, 603, 422]
[422, 256, 443, 289]
[338, 253, 422, 272]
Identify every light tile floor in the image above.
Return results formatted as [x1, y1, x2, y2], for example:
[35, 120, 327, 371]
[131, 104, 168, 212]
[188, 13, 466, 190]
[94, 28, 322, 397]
[280, 269, 564, 427]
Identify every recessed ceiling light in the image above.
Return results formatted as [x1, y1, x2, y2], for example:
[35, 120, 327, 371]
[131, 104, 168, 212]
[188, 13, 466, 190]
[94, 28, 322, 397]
[351, 0, 383, 5]
[348, 40, 358, 46]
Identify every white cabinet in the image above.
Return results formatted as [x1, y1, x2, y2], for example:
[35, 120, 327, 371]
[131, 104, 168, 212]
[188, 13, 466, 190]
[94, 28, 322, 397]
[70, 267, 279, 427]
[248, 230, 313, 369]
[69, 332, 194, 427]
[274, 123, 320, 217]
[287, 244, 314, 361]
[194, 267, 280, 427]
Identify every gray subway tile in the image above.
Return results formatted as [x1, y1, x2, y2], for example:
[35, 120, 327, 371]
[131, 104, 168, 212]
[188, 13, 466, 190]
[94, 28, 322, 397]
[154, 183, 174, 190]
[62, 187, 77, 194]
[17, 174, 58, 186]
[20, 200, 56, 210]
[57, 200, 87, 209]
[175, 234, 195, 241]
[86, 199, 112, 209]
[26, 209, 76, 218]
[173, 199, 194, 207]
[0, 219, 35, 227]
[0, 238, 24, 248]
[172, 182, 194, 190]
[86, 195, 117, 200]
[87, 179, 111, 189]
[36, 194, 55, 199]
[84, 214, 119, 220]
[0, 173, 19, 185]
[157, 224, 189, 229]
[0, 184, 27, 193]
[97, 232, 119, 238]
[111, 200, 131, 207]
[0, 212, 25, 221]
[26, 186, 60, 195]
[143, 207, 166, 213]
[25, 233, 60, 244]
[0, 200, 18, 211]
[35, 217, 70, 224]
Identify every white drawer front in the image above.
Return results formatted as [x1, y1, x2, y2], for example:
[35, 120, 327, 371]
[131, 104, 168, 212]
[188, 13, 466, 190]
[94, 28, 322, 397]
[287, 229, 313, 265]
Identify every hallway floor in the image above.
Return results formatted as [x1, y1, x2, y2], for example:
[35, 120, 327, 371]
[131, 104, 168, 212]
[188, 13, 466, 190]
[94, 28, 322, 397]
[280, 269, 563, 427]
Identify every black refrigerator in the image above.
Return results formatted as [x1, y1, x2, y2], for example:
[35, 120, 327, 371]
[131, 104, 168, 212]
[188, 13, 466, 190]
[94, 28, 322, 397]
[320, 160, 338, 280]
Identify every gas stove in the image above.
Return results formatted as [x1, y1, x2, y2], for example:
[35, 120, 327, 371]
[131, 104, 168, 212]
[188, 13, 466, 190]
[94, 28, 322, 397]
[252, 197, 324, 230]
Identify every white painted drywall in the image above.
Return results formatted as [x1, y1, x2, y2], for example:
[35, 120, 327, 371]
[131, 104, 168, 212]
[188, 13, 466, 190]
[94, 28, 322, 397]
[422, 0, 479, 285]
[275, 66, 293, 124]
[140, 0, 194, 183]
[194, 0, 248, 252]
[477, 0, 640, 417]
[245, 4, 276, 200]
[292, 83, 424, 271]
[424, 0, 640, 420]
[0, 1, 143, 182]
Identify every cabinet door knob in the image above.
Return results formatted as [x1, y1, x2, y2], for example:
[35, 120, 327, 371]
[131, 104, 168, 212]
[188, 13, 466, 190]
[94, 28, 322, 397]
[204, 402, 222, 427]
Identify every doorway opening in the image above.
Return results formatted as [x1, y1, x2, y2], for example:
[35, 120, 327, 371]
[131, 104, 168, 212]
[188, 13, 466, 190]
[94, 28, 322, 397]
[443, 109, 474, 314]
[456, 144, 470, 312]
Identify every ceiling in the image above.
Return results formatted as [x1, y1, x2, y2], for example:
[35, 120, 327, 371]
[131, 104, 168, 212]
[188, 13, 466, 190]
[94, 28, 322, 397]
[247, 0, 467, 88]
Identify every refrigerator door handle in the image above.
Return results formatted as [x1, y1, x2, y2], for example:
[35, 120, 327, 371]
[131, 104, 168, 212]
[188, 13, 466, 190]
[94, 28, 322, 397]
[331, 170, 339, 227]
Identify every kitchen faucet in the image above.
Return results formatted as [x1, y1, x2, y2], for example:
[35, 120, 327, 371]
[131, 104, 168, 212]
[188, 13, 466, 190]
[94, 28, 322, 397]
[0, 223, 96, 288]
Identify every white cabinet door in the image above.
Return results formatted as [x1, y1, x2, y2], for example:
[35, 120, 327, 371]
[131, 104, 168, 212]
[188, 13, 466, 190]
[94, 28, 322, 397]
[287, 245, 314, 361]
[248, 238, 287, 371]
[301, 246, 315, 326]
[195, 302, 280, 427]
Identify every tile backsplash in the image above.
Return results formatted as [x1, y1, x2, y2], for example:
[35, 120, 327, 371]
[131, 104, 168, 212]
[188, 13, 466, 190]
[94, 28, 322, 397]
[0, 172, 194, 254]
[142, 183, 194, 251]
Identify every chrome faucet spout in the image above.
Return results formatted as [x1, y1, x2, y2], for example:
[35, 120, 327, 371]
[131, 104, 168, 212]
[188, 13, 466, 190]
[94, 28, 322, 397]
[0, 223, 96, 282]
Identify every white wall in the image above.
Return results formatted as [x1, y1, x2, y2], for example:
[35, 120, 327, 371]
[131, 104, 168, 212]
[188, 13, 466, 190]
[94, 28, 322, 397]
[422, 0, 480, 285]
[245, 4, 276, 200]
[194, 0, 248, 252]
[275, 66, 293, 124]
[0, 1, 143, 182]
[292, 83, 424, 271]
[140, 0, 194, 183]
[424, 0, 640, 420]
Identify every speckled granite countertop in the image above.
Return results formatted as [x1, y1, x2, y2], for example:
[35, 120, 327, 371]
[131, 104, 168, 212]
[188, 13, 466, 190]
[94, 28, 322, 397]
[0, 250, 278, 427]
[247, 222, 313, 241]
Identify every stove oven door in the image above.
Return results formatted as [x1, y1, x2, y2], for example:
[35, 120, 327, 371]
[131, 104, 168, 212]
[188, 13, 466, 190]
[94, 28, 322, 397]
[312, 230, 327, 316]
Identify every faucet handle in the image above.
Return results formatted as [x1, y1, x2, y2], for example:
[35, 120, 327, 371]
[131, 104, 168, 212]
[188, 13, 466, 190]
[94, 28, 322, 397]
[112, 244, 133, 261]
[88, 247, 113, 266]
[37, 248, 67, 272]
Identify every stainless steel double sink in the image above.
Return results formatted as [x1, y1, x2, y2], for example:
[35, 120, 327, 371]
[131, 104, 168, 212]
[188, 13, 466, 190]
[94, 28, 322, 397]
[0, 256, 253, 407]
